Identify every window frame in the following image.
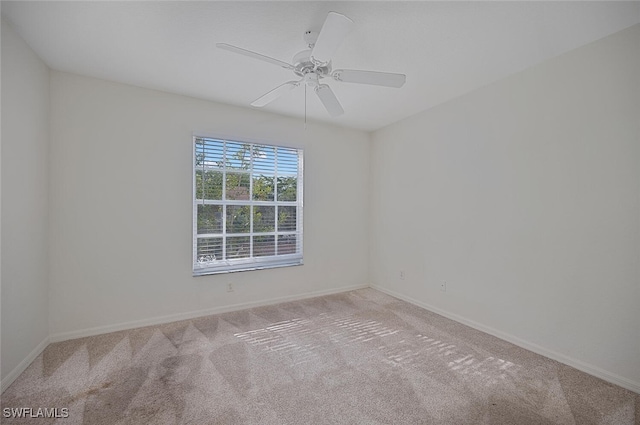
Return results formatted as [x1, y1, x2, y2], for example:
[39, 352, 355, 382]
[192, 135, 304, 276]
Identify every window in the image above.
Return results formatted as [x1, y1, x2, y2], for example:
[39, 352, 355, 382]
[193, 136, 303, 275]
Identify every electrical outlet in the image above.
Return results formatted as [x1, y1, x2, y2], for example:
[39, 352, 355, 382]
[227, 282, 234, 292]
[440, 281, 447, 292]
[400, 270, 405, 280]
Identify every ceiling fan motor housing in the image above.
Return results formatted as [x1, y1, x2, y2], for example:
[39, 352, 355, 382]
[292, 49, 331, 78]
[303, 72, 320, 88]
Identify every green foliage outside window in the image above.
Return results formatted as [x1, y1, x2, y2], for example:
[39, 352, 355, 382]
[195, 138, 301, 265]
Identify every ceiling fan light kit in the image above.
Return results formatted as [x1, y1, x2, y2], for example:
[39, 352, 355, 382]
[217, 11, 406, 118]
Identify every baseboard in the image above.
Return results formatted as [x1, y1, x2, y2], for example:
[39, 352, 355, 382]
[49, 284, 369, 343]
[370, 284, 640, 395]
[1, 336, 50, 394]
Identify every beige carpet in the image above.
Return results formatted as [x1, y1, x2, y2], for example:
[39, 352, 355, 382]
[2, 289, 638, 424]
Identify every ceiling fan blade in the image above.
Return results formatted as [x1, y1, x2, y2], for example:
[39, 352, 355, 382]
[217, 43, 294, 70]
[251, 81, 300, 107]
[310, 12, 354, 65]
[315, 84, 344, 117]
[332, 69, 406, 88]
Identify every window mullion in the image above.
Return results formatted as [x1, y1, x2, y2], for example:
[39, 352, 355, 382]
[274, 147, 278, 256]
[249, 145, 254, 257]
[297, 149, 303, 255]
[222, 140, 227, 260]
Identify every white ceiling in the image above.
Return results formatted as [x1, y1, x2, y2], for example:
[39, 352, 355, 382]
[3, 1, 639, 131]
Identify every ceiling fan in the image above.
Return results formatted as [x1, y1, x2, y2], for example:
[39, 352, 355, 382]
[217, 12, 406, 117]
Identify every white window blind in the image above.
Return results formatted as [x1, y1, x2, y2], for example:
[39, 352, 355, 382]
[193, 136, 303, 275]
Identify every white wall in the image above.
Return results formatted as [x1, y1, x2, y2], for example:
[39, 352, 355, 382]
[1, 20, 50, 384]
[3, 12, 637, 395]
[49, 72, 370, 338]
[371, 24, 640, 389]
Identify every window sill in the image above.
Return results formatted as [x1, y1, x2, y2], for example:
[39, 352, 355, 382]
[193, 258, 303, 276]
